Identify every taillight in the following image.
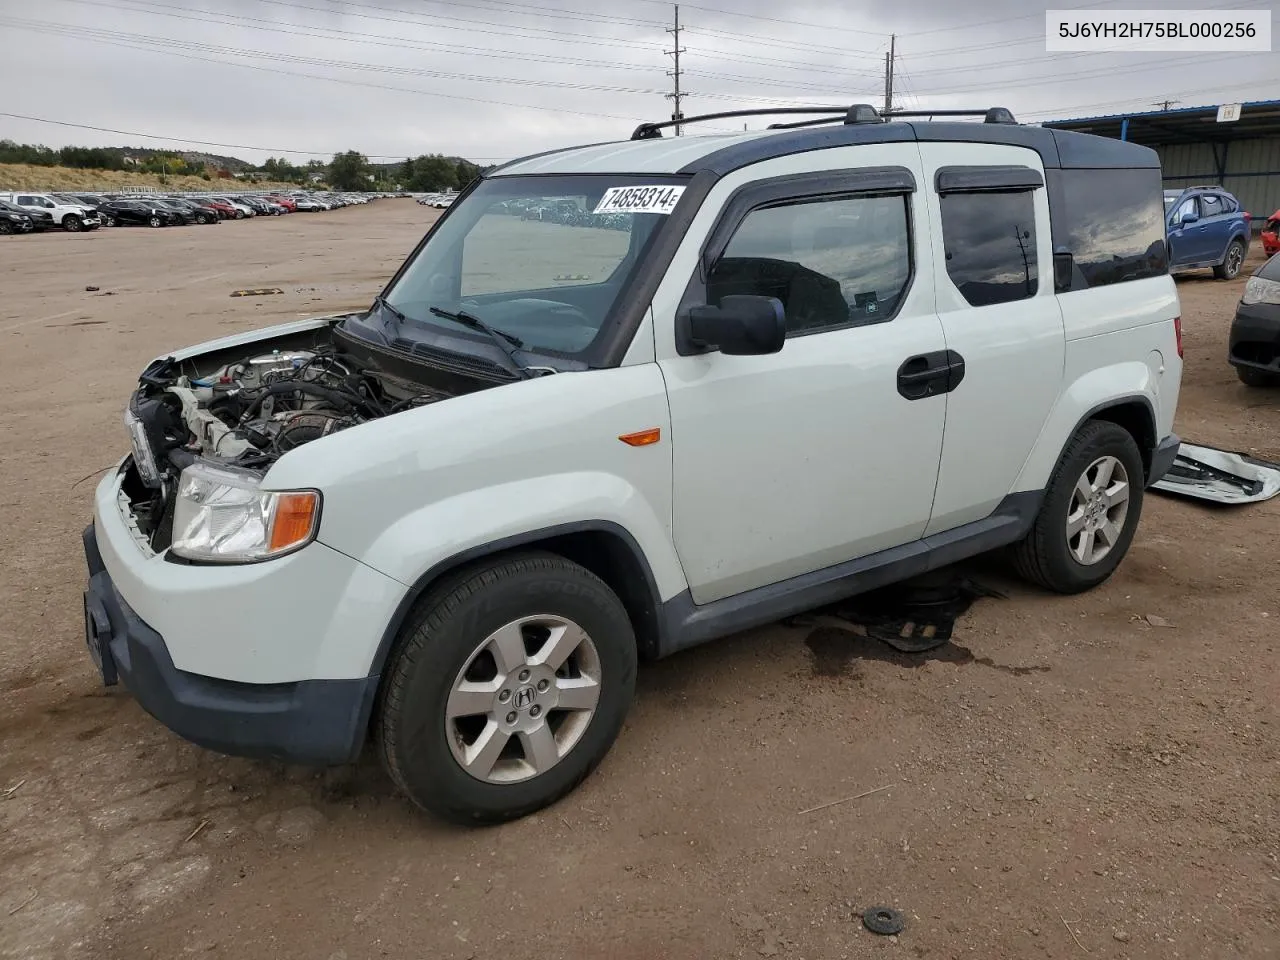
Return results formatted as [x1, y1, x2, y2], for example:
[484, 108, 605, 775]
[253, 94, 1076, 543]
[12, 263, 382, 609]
[1174, 316, 1184, 359]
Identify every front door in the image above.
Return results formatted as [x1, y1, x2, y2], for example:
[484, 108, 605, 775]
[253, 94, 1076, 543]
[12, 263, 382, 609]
[657, 164, 948, 605]
[1168, 196, 1214, 264]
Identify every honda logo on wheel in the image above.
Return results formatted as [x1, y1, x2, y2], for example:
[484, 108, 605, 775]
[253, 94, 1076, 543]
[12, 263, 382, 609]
[513, 686, 537, 709]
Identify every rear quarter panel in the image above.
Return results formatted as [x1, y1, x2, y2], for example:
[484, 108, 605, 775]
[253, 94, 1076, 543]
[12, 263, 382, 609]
[1014, 275, 1182, 491]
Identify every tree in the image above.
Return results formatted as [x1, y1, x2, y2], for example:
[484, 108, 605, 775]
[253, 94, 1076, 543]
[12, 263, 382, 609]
[400, 157, 415, 183]
[328, 150, 369, 190]
[405, 153, 457, 192]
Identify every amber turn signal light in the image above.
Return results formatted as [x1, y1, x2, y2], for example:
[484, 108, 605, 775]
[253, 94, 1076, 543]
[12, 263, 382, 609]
[618, 428, 661, 447]
[269, 491, 321, 552]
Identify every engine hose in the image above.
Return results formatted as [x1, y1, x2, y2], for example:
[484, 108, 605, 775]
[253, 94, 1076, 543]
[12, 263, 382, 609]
[239, 380, 368, 422]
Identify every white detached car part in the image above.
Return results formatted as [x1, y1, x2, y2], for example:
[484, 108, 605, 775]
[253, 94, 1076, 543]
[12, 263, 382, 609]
[82, 103, 1183, 824]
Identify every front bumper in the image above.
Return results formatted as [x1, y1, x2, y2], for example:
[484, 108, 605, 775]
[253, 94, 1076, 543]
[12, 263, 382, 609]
[83, 521, 379, 765]
[1148, 433, 1182, 486]
[1228, 301, 1280, 373]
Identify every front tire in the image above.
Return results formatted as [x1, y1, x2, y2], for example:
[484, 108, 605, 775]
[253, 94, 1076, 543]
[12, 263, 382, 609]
[376, 553, 637, 824]
[63, 215, 83, 232]
[1214, 239, 1246, 280]
[1011, 421, 1145, 594]
[1236, 364, 1280, 388]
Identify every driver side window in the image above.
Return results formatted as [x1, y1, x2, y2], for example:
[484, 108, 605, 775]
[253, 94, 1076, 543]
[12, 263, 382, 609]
[706, 193, 912, 336]
[1173, 197, 1198, 224]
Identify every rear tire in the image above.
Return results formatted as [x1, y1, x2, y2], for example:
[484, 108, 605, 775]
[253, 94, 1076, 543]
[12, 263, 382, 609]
[63, 215, 83, 232]
[376, 552, 637, 825]
[1214, 239, 1246, 279]
[148, 216, 163, 228]
[1011, 421, 1145, 594]
[1236, 365, 1280, 388]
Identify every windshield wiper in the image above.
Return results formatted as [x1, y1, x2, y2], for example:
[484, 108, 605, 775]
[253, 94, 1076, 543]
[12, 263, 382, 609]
[429, 306, 534, 380]
[373, 294, 409, 333]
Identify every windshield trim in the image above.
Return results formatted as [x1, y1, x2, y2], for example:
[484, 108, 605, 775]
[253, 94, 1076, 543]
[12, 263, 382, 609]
[366, 170, 715, 369]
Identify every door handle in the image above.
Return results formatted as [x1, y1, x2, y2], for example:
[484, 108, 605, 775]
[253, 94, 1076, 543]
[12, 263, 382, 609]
[897, 350, 965, 400]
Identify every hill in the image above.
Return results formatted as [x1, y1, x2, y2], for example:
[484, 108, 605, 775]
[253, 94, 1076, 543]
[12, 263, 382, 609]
[0, 163, 298, 193]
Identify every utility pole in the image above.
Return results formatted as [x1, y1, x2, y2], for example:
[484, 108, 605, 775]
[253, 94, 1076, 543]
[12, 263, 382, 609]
[882, 33, 896, 115]
[665, 4, 686, 135]
[1152, 99, 1180, 111]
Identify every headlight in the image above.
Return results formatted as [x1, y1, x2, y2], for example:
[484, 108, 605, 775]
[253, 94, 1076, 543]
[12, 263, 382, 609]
[123, 408, 161, 487]
[1242, 275, 1280, 306]
[171, 462, 320, 563]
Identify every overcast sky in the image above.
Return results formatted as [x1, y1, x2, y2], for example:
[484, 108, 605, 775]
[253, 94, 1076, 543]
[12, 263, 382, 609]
[0, 0, 1274, 165]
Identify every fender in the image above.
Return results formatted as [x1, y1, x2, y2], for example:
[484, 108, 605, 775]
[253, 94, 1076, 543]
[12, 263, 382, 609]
[364, 517, 672, 678]
[343, 471, 687, 602]
[1013, 361, 1156, 493]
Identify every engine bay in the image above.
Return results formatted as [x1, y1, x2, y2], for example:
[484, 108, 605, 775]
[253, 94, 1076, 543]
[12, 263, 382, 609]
[121, 322, 469, 552]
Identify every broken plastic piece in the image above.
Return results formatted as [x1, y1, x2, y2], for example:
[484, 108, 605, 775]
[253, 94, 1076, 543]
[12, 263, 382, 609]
[1150, 442, 1280, 504]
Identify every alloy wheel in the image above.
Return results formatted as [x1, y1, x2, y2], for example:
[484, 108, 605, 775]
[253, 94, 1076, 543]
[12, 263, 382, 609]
[446, 615, 602, 784]
[1066, 455, 1130, 565]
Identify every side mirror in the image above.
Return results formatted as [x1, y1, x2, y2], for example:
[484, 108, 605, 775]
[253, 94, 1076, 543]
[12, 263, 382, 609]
[1179, 211, 1199, 226]
[678, 294, 786, 355]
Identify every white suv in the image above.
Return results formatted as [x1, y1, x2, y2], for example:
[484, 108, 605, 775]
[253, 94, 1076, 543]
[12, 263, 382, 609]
[0, 192, 101, 231]
[82, 105, 1182, 823]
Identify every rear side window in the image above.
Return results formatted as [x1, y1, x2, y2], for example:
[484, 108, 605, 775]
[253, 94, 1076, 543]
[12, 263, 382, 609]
[1047, 168, 1169, 291]
[1218, 194, 1238, 213]
[938, 191, 1039, 307]
[1201, 194, 1222, 216]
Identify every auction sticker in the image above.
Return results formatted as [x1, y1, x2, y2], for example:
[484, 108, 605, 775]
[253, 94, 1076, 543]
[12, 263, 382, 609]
[593, 185, 686, 215]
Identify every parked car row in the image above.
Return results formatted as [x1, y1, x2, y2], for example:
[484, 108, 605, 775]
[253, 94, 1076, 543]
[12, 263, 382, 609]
[416, 193, 456, 208]
[0, 190, 389, 234]
[493, 197, 633, 230]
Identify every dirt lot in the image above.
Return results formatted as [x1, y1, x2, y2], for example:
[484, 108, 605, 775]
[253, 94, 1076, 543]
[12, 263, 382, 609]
[1, 201, 1277, 960]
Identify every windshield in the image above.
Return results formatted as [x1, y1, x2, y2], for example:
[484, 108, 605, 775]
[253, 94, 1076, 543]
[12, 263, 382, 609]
[377, 174, 689, 361]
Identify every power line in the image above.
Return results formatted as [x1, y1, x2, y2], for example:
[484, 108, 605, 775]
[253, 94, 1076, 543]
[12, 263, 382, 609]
[0, 19, 655, 124]
[0, 110, 513, 160]
[2, 14, 875, 111]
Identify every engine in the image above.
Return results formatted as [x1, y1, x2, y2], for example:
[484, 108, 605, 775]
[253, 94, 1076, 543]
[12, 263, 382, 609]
[167, 350, 369, 461]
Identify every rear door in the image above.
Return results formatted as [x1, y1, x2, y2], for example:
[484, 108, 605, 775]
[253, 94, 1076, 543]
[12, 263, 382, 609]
[1197, 193, 1232, 260]
[915, 144, 1065, 534]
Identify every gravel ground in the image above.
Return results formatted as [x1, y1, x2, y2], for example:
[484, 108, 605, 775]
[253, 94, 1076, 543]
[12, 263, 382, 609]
[1, 200, 1276, 960]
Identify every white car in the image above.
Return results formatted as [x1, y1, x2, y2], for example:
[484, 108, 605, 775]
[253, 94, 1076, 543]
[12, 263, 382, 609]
[83, 103, 1182, 824]
[0, 192, 101, 231]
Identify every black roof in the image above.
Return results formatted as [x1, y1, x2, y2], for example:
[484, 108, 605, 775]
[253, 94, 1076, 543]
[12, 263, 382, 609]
[682, 120, 1160, 176]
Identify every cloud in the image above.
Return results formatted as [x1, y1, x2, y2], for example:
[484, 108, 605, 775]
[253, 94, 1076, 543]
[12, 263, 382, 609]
[0, 0, 1274, 165]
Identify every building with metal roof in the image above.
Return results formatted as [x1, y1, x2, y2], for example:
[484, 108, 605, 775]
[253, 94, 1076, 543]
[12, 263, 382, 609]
[1043, 100, 1280, 220]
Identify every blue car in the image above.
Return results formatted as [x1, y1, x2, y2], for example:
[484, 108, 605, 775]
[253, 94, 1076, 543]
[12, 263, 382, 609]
[1165, 186, 1251, 280]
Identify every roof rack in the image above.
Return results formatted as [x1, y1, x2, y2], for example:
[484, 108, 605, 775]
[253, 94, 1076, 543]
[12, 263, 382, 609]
[630, 104, 883, 140]
[630, 104, 1017, 140]
[882, 107, 1018, 125]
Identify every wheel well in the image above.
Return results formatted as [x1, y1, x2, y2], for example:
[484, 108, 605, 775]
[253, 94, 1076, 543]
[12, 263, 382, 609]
[1088, 401, 1155, 478]
[534, 531, 663, 659]
[383, 527, 665, 667]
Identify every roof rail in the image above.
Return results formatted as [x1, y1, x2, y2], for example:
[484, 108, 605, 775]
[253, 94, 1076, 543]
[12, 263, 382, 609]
[630, 103, 883, 140]
[881, 107, 1017, 125]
